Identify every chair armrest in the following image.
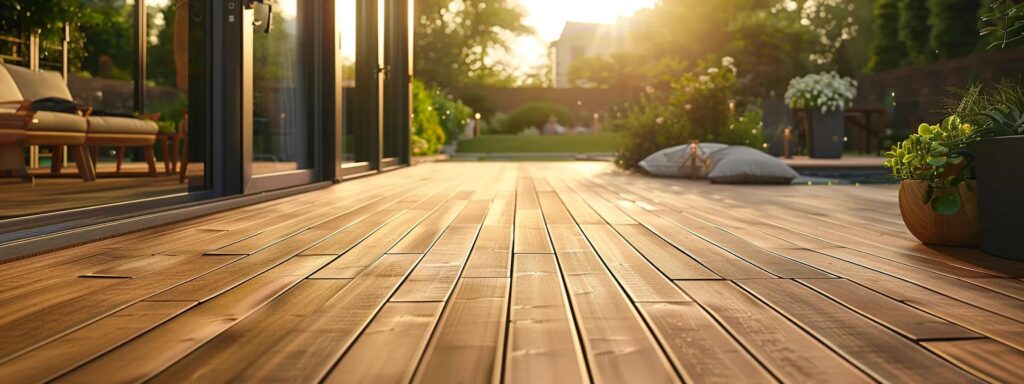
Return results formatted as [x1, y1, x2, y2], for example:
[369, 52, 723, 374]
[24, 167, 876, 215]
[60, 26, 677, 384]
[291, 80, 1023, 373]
[0, 99, 33, 114]
[144, 112, 161, 122]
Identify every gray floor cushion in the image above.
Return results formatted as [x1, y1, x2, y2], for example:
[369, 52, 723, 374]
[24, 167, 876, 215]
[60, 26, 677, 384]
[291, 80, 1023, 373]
[707, 146, 799, 184]
[639, 143, 728, 178]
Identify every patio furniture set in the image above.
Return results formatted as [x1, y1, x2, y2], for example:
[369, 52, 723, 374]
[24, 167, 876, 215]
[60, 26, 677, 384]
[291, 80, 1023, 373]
[0, 63, 186, 182]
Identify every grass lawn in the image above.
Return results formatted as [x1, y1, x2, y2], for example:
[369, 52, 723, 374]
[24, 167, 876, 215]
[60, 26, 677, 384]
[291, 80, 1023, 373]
[456, 132, 621, 153]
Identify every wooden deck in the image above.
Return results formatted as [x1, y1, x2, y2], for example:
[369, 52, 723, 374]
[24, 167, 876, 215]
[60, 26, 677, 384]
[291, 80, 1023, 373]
[1, 161, 1022, 383]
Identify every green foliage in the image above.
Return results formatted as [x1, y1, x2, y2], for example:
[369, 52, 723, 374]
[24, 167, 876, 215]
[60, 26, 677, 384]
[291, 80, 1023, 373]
[726, 10, 817, 96]
[929, 0, 982, 59]
[456, 132, 621, 153]
[613, 57, 764, 170]
[868, 0, 907, 73]
[500, 102, 573, 134]
[885, 116, 979, 214]
[414, 0, 533, 87]
[432, 91, 474, 144]
[900, 0, 935, 64]
[568, 53, 688, 90]
[948, 80, 1024, 136]
[979, 0, 1024, 49]
[412, 80, 446, 156]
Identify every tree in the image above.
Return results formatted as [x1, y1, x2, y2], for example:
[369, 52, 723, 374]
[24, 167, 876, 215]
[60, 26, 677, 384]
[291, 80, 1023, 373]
[929, 0, 982, 59]
[414, 0, 533, 87]
[867, 0, 906, 73]
[727, 9, 817, 96]
[900, 0, 935, 65]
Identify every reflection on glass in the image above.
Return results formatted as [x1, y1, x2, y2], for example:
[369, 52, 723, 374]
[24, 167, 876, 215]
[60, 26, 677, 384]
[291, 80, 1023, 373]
[0, 0, 203, 222]
[252, 0, 312, 175]
[147, 0, 203, 189]
[339, 0, 364, 164]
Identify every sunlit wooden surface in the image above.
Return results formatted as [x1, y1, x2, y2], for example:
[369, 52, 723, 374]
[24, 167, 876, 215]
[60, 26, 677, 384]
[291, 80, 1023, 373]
[0, 161, 1021, 383]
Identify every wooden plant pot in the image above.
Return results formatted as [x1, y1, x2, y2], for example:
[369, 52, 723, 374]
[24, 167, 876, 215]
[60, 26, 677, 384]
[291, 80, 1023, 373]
[898, 180, 980, 247]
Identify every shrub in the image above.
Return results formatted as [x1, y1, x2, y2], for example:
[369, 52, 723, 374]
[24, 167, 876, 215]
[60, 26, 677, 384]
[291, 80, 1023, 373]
[412, 80, 446, 156]
[900, 0, 935, 65]
[613, 57, 764, 170]
[867, 0, 907, 73]
[500, 102, 573, 134]
[432, 92, 474, 144]
[929, 0, 982, 59]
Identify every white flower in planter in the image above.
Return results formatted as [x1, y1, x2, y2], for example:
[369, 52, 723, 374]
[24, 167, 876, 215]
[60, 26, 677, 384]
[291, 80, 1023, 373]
[785, 71, 857, 114]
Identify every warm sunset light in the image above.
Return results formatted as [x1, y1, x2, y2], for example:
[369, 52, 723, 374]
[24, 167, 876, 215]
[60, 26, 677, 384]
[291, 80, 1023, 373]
[507, 0, 656, 79]
[2, 0, 1022, 382]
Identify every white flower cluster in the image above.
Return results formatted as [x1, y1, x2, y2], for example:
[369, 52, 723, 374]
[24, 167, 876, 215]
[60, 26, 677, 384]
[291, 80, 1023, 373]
[785, 71, 858, 114]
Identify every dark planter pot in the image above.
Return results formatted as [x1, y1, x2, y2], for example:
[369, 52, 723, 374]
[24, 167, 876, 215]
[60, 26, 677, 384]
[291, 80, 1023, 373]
[808, 109, 844, 158]
[974, 136, 1024, 261]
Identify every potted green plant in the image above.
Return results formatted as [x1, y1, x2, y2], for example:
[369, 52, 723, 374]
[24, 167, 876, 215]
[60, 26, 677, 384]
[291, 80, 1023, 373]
[954, 82, 1024, 259]
[785, 72, 857, 159]
[884, 116, 981, 247]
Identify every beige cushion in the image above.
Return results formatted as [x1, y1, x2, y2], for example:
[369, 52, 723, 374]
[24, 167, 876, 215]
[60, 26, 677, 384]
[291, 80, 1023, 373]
[707, 146, 799, 185]
[3, 64, 74, 101]
[0, 65, 25, 102]
[87, 116, 159, 135]
[640, 143, 729, 178]
[29, 111, 88, 133]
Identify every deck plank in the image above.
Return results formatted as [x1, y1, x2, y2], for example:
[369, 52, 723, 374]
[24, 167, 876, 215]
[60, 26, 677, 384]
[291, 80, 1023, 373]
[223, 254, 420, 382]
[413, 278, 509, 384]
[637, 302, 777, 383]
[679, 280, 873, 383]
[326, 302, 444, 384]
[923, 339, 1024, 383]
[549, 224, 680, 383]
[737, 279, 980, 383]
[2, 162, 1023, 380]
[57, 256, 334, 383]
[800, 278, 981, 340]
[506, 254, 588, 384]
[150, 279, 350, 383]
[0, 301, 194, 383]
[580, 224, 691, 302]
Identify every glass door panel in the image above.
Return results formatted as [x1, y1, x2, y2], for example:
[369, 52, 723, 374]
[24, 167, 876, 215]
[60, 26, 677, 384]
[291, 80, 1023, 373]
[250, 0, 313, 176]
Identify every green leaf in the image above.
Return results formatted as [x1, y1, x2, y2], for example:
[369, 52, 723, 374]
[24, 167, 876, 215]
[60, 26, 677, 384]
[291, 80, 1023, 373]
[927, 156, 948, 167]
[948, 155, 964, 165]
[931, 192, 962, 215]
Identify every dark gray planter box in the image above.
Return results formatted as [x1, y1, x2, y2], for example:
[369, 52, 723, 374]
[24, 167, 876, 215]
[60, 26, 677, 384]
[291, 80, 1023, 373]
[974, 136, 1024, 261]
[808, 110, 844, 158]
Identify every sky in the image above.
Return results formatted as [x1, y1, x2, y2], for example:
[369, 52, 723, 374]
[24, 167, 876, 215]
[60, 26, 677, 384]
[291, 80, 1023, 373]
[507, 0, 657, 80]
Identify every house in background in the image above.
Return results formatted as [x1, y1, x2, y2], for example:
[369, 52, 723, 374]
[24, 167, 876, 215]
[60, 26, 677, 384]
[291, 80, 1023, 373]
[550, 17, 635, 88]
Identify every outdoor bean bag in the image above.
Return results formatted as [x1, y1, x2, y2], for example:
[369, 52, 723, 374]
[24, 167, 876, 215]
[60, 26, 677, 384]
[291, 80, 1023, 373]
[639, 142, 728, 178]
[707, 145, 799, 184]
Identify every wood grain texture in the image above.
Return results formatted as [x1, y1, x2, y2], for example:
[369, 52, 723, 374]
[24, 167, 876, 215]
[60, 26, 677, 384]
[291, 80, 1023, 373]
[679, 280, 872, 383]
[549, 225, 680, 383]
[0, 301, 194, 383]
[923, 339, 1024, 383]
[800, 278, 981, 340]
[580, 224, 691, 302]
[57, 256, 334, 383]
[2, 162, 1022, 381]
[150, 280, 350, 383]
[326, 302, 444, 384]
[737, 279, 980, 383]
[506, 254, 588, 384]
[413, 278, 508, 384]
[637, 302, 777, 383]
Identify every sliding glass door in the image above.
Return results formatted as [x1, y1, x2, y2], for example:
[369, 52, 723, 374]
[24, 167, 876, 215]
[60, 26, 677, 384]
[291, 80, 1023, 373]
[242, 0, 320, 192]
